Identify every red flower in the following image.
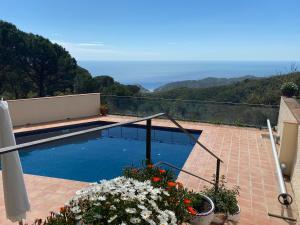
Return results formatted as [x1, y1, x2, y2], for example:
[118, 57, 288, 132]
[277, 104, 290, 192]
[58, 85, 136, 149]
[183, 199, 192, 205]
[167, 181, 177, 187]
[152, 177, 161, 182]
[159, 169, 166, 174]
[187, 206, 197, 215]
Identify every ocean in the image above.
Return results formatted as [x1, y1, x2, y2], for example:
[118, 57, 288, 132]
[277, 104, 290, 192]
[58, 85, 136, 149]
[78, 61, 300, 91]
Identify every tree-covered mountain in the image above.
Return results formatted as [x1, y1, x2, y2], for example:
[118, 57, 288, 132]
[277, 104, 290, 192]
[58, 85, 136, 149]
[147, 72, 300, 105]
[154, 75, 258, 92]
[0, 20, 140, 99]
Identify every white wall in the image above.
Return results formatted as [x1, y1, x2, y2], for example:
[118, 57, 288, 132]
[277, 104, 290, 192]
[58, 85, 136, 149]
[7, 93, 101, 127]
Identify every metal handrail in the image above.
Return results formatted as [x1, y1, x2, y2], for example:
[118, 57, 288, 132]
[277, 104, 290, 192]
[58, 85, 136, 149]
[102, 94, 279, 108]
[154, 161, 214, 185]
[165, 113, 223, 162]
[0, 113, 164, 155]
[267, 119, 293, 206]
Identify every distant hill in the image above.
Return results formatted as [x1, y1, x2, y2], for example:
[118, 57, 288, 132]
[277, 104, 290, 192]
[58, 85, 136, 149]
[147, 72, 300, 105]
[135, 84, 150, 93]
[154, 75, 258, 92]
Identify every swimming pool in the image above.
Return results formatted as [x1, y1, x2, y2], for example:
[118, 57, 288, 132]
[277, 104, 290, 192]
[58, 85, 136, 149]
[14, 122, 201, 182]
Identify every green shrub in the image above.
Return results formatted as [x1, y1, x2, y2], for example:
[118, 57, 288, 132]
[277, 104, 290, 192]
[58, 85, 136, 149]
[281, 82, 298, 97]
[203, 175, 239, 214]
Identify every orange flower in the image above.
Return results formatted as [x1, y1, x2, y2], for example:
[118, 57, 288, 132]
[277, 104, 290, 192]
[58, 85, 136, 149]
[159, 169, 166, 174]
[167, 181, 177, 187]
[183, 199, 192, 205]
[60, 207, 65, 213]
[147, 164, 154, 168]
[152, 177, 161, 182]
[187, 206, 197, 215]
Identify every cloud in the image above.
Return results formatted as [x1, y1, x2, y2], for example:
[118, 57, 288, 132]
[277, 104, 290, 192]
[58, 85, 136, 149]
[77, 42, 105, 47]
[51, 40, 161, 60]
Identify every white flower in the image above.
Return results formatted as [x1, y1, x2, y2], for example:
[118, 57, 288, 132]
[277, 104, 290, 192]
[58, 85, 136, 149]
[125, 208, 137, 214]
[108, 215, 117, 223]
[70, 176, 178, 224]
[159, 222, 168, 225]
[137, 204, 146, 210]
[71, 206, 81, 214]
[130, 217, 141, 224]
[141, 210, 152, 219]
[98, 196, 106, 201]
[75, 215, 82, 220]
[110, 205, 116, 210]
[145, 219, 156, 225]
[163, 191, 170, 196]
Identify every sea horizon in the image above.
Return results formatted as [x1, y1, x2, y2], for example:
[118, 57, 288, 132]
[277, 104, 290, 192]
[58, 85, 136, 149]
[79, 60, 300, 90]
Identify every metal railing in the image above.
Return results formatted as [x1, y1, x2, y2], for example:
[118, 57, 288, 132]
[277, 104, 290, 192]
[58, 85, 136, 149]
[0, 113, 222, 189]
[154, 161, 215, 185]
[101, 95, 279, 128]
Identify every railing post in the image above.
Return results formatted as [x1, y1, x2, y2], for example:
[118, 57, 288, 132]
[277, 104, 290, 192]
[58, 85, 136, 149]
[146, 119, 152, 164]
[215, 159, 221, 192]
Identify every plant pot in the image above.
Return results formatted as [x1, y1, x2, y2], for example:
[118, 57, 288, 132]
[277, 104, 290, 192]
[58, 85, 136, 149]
[190, 194, 215, 225]
[100, 106, 108, 116]
[212, 212, 227, 224]
[227, 204, 240, 222]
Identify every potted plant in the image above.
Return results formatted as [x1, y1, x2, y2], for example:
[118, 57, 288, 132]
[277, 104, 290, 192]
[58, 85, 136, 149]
[203, 175, 240, 224]
[189, 192, 215, 225]
[100, 104, 108, 116]
[281, 82, 299, 97]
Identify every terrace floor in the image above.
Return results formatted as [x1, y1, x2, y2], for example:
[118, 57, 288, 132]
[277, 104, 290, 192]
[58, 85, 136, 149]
[0, 115, 299, 225]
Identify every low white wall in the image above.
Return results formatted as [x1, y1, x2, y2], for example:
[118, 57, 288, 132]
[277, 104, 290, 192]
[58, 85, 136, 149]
[7, 93, 101, 127]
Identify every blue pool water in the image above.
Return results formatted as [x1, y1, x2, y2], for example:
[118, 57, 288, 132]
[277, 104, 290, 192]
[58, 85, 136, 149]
[15, 123, 200, 182]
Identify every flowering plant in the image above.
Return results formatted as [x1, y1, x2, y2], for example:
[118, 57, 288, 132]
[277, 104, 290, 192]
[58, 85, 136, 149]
[34, 164, 203, 224]
[123, 164, 196, 221]
[35, 177, 178, 224]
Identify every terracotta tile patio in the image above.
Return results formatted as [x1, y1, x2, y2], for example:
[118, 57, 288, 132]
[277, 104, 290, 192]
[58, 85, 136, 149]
[0, 115, 299, 224]
[0, 174, 87, 225]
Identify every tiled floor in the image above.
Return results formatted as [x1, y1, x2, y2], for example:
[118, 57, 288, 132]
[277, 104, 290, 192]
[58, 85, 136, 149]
[0, 115, 299, 224]
[0, 174, 87, 225]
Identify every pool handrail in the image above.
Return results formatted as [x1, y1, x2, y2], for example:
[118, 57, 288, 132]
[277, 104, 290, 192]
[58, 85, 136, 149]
[154, 161, 215, 185]
[0, 113, 164, 155]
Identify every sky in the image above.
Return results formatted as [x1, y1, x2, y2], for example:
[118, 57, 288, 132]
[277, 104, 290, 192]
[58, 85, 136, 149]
[1, 0, 300, 61]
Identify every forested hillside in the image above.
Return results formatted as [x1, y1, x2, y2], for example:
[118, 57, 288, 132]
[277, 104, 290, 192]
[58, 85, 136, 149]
[154, 75, 258, 92]
[147, 72, 300, 105]
[0, 20, 140, 99]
